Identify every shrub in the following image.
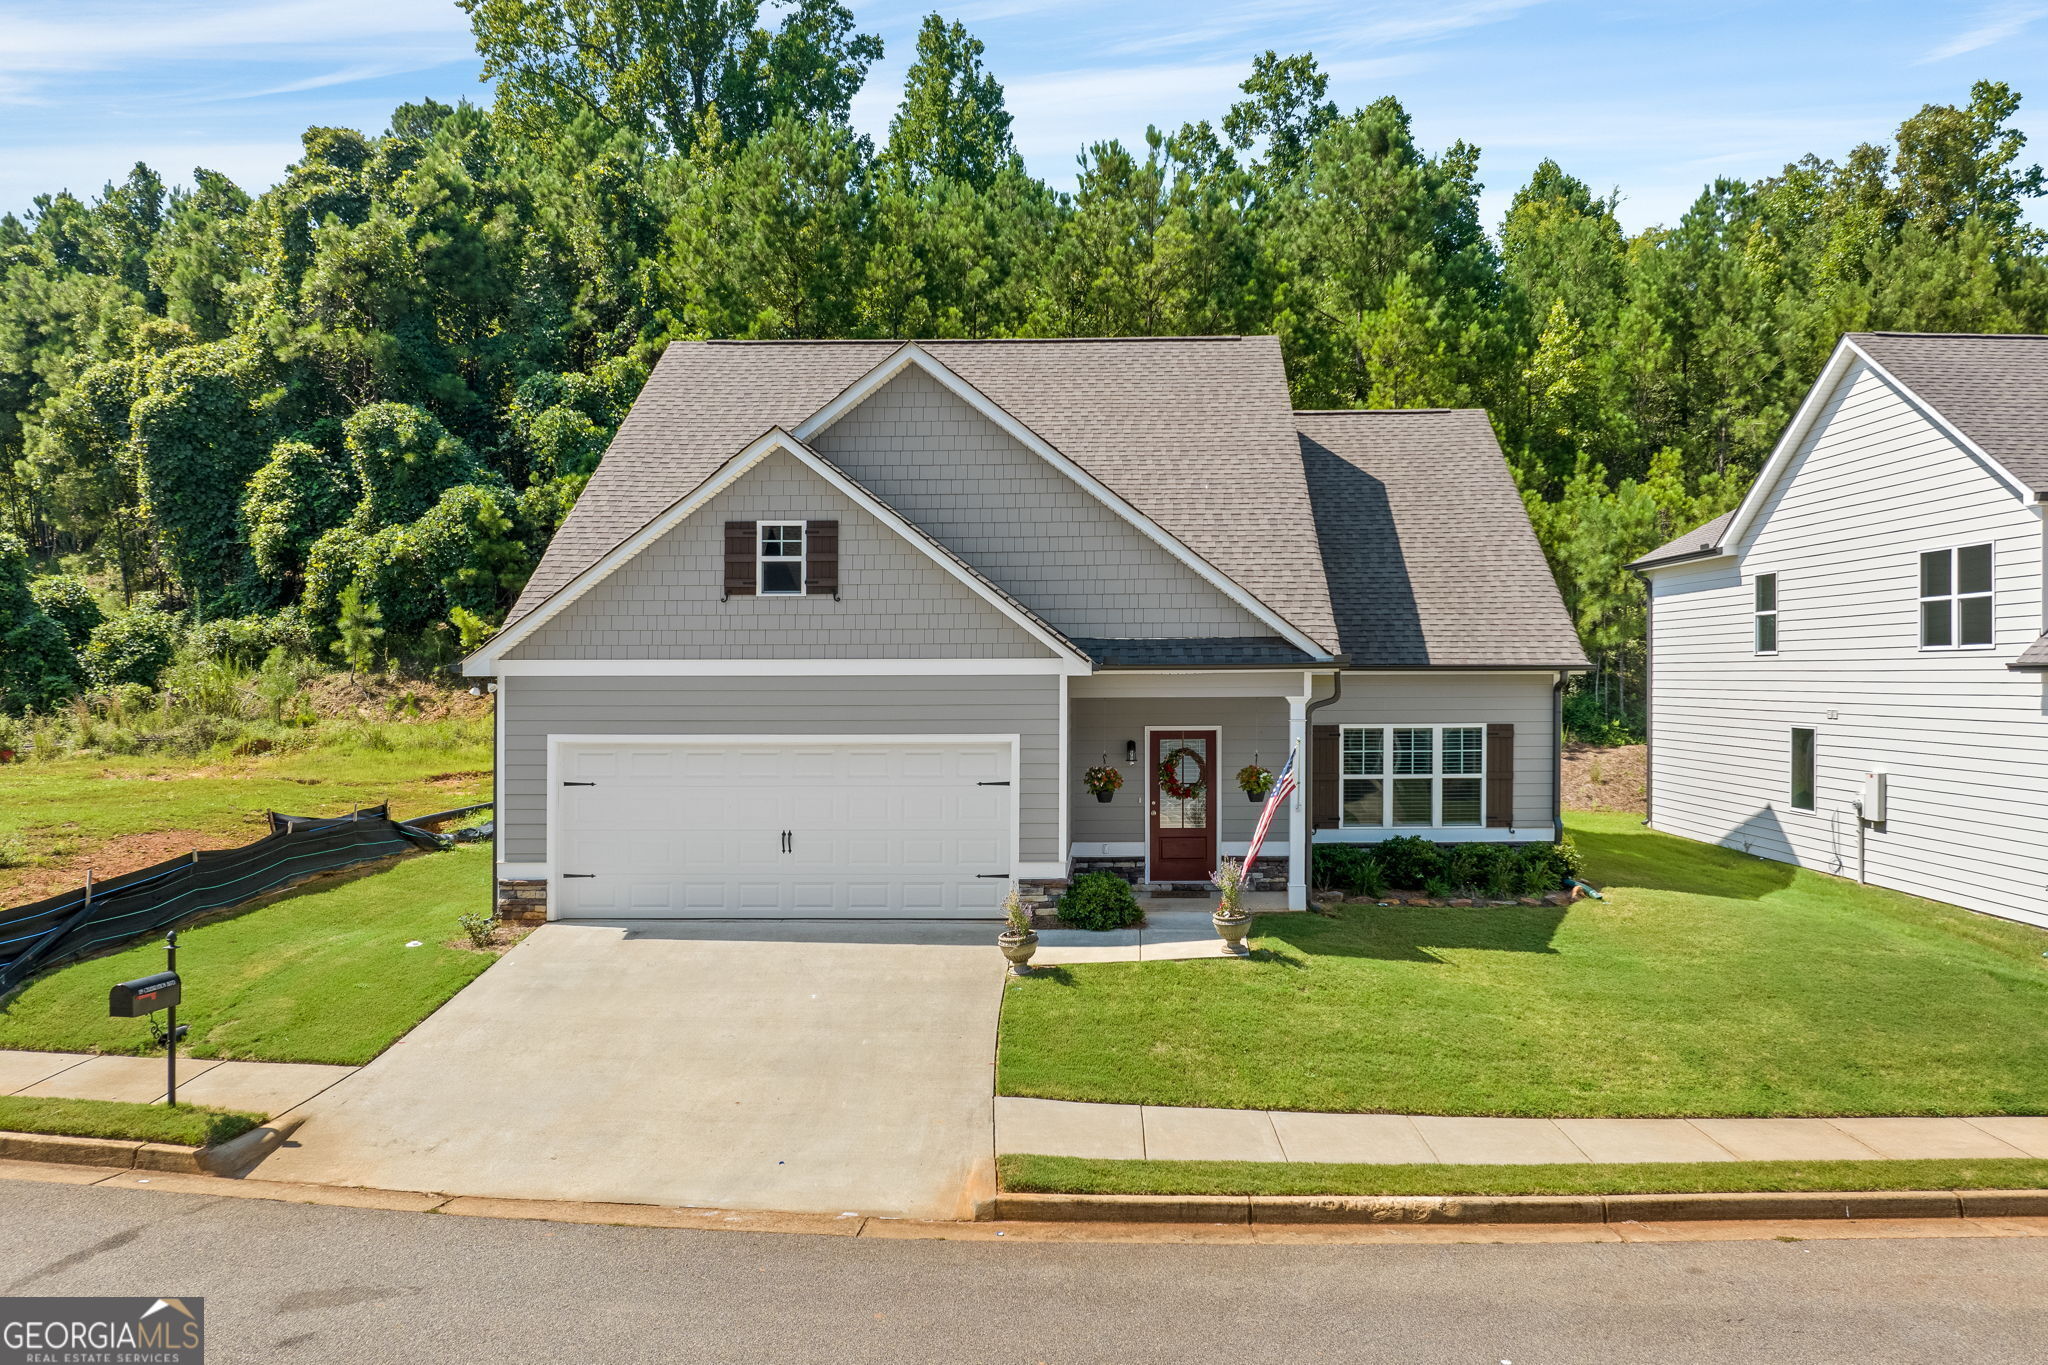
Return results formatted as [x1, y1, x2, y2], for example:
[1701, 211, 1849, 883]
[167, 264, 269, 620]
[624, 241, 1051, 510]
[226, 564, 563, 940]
[1058, 871, 1142, 932]
[28, 575, 104, 649]
[1373, 835, 1442, 889]
[83, 601, 182, 689]
[1312, 844, 1386, 898]
[458, 909, 499, 950]
[187, 614, 288, 667]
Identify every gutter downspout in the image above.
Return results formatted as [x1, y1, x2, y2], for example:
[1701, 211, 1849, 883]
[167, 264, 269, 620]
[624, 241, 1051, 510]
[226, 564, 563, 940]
[1301, 670, 1345, 893]
[1552, 670, 1566, 844]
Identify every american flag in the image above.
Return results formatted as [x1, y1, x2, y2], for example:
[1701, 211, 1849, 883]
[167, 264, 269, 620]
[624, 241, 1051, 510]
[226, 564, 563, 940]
[1241, 744, 1298, 874]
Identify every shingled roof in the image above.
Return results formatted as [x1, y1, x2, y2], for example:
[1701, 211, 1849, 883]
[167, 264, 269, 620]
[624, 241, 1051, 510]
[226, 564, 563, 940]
[505, 337, 1339, 651]
[1297, 410, 1586, 669]
[1631, 510, 1735, 570]
[1850, 333, 2048, 493]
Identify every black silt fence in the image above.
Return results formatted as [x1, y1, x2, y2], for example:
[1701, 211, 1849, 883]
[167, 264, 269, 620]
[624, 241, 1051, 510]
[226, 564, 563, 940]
[0, 805, 446, 995]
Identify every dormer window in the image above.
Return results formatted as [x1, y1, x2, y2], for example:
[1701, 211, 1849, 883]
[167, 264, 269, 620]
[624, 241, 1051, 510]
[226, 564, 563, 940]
[758, 522, 805, 595]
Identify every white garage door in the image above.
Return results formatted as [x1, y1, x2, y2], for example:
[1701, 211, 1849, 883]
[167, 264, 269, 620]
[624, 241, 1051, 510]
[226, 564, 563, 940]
[552, 738, 1014, 918]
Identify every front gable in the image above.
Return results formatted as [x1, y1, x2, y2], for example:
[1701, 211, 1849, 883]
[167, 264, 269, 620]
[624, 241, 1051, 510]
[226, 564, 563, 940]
[499, 444, 1065, 663]
[805, 361, 1276, 641]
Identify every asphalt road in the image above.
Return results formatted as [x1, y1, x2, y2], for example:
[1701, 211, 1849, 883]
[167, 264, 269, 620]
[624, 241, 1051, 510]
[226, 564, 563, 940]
[5, 1182, 2047, 1364]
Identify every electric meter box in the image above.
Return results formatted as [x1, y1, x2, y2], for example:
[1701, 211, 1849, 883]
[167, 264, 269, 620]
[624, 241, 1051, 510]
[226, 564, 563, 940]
[1861, 771, 1887, 823]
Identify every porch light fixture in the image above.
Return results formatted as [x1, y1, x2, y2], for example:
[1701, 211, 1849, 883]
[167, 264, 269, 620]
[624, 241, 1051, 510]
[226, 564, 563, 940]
[1124, 740, 1138, 764]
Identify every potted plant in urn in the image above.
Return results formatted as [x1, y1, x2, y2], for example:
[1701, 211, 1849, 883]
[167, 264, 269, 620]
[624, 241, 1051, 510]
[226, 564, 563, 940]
[1083, 763, 1124, 804]
[1211, 857, 1252, 956]
[1236, 763, 1274, 803]
[997, 886, 1039, 975]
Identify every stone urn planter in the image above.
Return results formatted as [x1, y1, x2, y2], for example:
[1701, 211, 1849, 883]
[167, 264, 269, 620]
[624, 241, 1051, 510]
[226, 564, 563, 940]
[1210, 855, 1252, 956]
[998, 928, 1039, 975]
[1211, 911, 1251, 956]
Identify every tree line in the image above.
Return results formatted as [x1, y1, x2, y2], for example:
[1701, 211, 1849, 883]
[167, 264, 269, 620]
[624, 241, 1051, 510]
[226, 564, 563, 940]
[2, 0, 2044, 723]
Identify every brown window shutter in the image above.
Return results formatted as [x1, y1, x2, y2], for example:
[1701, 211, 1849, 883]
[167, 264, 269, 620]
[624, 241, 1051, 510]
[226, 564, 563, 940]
[723, 522, 755, 597]
[806, 519, 838, 596]
[1311, 725, 1340, 829]
[1485, 723, 1514, 828]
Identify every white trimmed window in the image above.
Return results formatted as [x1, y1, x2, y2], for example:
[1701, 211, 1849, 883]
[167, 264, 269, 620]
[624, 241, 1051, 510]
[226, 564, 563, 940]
[1340, 725, 1485, 828]
[1754, 573, 1777, 654]
[1919, 544, 1993, 649]
[758, 521, 805, 595]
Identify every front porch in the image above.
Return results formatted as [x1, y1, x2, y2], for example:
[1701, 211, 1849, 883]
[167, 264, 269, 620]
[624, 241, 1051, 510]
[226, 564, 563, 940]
[1064, 669, 1315, 908]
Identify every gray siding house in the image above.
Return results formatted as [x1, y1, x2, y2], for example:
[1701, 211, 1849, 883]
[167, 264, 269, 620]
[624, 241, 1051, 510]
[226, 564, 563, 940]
[463, 337, 1585, 919]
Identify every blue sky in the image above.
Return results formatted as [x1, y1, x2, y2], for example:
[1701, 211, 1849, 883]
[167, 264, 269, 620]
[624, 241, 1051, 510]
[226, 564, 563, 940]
[3, 1, 2045, 234]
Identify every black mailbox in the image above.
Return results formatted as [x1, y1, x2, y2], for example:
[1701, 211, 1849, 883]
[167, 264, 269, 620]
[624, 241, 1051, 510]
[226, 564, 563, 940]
[109, 972, 180, 1018]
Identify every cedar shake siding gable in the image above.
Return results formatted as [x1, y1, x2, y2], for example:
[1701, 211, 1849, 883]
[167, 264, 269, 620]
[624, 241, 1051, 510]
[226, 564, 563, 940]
[808, 365, 1273, 639]
[503, 447, 1057, 661]
[503, 337, 1338, 651]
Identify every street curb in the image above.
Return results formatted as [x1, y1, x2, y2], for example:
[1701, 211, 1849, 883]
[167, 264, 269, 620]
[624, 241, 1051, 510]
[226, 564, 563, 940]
[989, 1188, 2048, 1224]
[0, 1120, 306, 1178]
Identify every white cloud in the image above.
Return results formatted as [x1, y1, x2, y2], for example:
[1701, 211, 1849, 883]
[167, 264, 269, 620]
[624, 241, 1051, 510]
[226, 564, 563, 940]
[0, 139, 306, 210]
[0, 1, 471, 75]
[1919, 2, 2048, 62]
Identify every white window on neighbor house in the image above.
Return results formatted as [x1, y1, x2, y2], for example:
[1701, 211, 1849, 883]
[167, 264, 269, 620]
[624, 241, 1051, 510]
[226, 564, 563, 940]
[1341, 725, 1485, 829]
[1919, 544, 1993, 649]
[758, 521, 805, 595]
[1790, 727, 1816, 811]
[1754, 573, 1778, 654]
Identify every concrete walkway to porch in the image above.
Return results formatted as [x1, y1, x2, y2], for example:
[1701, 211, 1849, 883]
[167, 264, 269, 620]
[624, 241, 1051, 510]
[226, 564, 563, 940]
[1031, 900, 1293, 965]
[995, 1096, 2048, 1165]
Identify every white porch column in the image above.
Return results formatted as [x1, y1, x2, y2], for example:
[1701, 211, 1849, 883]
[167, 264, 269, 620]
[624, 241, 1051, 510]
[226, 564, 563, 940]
[1286, 687, 1309, 910]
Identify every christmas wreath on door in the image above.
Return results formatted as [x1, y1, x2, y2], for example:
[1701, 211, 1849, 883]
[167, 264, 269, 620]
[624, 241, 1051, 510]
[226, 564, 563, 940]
[1156, 744, 1208, 800]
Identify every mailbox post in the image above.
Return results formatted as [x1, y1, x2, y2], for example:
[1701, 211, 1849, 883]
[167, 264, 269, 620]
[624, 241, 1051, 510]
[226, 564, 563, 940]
[109, 931, 186, 1106]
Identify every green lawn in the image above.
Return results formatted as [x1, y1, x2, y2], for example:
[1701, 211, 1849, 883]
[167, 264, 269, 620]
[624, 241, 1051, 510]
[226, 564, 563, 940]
[997, 811, 2048, 1117]
[0, 719, 490, 903]
[998, 1154, 2048, 1198]
[0, 845, 497, 1065]
[0, 1095, 265, 1147]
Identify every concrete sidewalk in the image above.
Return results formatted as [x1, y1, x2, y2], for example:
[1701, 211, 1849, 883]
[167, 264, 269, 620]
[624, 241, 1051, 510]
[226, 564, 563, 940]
[1032, 905, 1292, 965]
[0, 1048, 356, 1115]
[996, 1096, 2048, 1164]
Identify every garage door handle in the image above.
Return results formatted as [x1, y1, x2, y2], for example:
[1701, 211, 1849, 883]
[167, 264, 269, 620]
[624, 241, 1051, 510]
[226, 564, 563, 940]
[563, 873, 596, 879]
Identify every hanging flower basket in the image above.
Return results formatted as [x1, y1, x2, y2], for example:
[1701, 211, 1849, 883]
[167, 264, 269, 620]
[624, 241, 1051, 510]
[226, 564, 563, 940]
[1083, 765, 1124, 803]
[1236, 764, 1274, 802]
[1157, 744, 1208, 800]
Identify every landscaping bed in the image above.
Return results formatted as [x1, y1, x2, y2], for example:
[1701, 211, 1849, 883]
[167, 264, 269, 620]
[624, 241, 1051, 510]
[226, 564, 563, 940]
[0, 844, 497, 1065]
[0, 1095, 264, 1148]
[997, 811, 2048, 1117]
[998, 1153, 2048, 1198]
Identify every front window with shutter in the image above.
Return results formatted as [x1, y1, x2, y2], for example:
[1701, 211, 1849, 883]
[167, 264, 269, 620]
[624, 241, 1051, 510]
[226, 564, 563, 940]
[1340, 725, 1486, 828]
[1919, 544, 1993, 649]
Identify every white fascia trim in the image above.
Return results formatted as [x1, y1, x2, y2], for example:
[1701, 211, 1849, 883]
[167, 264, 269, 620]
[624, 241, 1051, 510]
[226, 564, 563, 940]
[496, 862, 549, 880]
[794, 342, 1334, 660]
[493, 657, 1091, 677]
[466, 426, 1086, 672]
[1722, 340, 2035, 555]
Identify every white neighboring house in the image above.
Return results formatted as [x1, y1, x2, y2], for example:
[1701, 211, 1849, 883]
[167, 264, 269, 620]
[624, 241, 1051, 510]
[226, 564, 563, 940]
[1633, 331, 2048, 929]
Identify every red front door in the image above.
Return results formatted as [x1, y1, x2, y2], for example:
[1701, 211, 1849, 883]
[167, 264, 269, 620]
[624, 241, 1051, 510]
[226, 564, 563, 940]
[1149, 730, 1219, 882]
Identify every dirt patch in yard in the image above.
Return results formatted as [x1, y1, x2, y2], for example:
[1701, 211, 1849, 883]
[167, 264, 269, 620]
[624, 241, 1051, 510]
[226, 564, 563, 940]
[0, 828, 250, 906]
[1563, 743, 1646, 815]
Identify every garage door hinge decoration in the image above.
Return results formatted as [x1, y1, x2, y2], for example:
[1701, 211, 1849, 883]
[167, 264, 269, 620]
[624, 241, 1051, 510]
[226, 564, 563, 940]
[977, 780, 1010, 786]
[563, 873, 596, 878]
[563, 781, 596, 787]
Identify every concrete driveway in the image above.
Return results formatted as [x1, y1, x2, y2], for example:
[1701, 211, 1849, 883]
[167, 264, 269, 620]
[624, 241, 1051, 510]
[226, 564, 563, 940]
[256, 921, 1005, 1219]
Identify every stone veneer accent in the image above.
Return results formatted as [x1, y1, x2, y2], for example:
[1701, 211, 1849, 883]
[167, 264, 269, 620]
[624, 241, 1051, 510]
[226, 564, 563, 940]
[497, 878, 547, 925]
[1067, 856, 1289, 893]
